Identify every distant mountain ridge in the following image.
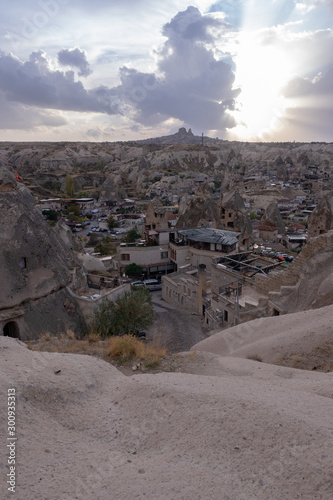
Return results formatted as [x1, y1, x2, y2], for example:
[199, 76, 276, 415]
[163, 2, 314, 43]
[135, 127, 220, 145]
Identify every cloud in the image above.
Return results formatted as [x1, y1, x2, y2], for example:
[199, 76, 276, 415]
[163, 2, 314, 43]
[0, 50, 124, 115]
[57, 47, 92, 77]
[0, 90, 67, 130]
[112, 7, 239, 133]
[283, 67, 333, 98]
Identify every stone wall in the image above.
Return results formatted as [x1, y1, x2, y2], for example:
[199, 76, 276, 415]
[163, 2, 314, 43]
[255, 231, 333, 295]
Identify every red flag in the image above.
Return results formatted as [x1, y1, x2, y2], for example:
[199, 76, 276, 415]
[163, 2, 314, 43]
[15, 172, 23, 181]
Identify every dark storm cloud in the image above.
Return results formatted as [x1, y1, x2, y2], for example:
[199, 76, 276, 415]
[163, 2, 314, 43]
[0, 6, 239, 134]
[113, 7, 239, 131]
[0, 50, 123, 115]
[0, 90, 67, 130]
[57, 47, 92, 77]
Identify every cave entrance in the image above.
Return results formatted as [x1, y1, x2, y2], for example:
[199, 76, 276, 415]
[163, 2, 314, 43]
[3, 321, 20, 339]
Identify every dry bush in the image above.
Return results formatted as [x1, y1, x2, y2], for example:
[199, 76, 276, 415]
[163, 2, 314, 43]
[43, 331, 51, 342]
[142, 342, 167, 368]
[108, 335, 166, 367]
[88, 330, 101, 343]
[108, 335, 144, 362]
[66, 329, 75, 340]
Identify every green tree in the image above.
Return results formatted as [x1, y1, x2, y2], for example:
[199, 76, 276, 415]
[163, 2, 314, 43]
[124, 228, 141, 243]
[78, 190, 89, 198]
[91, 289, 154, 337]
[67, 204, 80, 216]
[42, 209, 58, 221]
[107, 216, 119, 230]
[87, 233, 99, 246]
[65, 174, 75, 197]
[125, 263, 143, 278]
[94, 236, 116, 256]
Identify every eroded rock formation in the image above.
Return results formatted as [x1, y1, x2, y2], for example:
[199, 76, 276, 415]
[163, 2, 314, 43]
[0, 167, 86, 340]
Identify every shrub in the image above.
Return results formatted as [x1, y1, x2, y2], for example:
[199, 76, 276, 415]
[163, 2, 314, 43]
[125, 263, 143, 278]
[123, 228, 141, 243]
[107, 334, 166, 367]
[92, 288, 154, 338]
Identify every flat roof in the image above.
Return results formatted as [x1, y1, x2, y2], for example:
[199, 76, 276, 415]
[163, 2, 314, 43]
[178, 228, 240, 246]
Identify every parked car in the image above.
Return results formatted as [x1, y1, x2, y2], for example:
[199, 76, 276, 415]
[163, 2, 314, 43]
[143, 279, 162, 291]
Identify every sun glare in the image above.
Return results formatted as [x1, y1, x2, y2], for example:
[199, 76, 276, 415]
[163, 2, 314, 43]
[229, 31, 294, 140]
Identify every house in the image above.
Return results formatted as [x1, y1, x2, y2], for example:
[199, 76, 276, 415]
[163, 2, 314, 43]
[204, 252, 282, 330]
[116, 228, 176, 278]
[169, 227, 241, 271]
[162, 264, 210, 315]
[258, 225, 279, 242]
[144, 200, 171, 232]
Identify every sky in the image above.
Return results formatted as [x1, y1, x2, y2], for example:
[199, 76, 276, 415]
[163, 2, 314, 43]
[0, 0, 333, 143]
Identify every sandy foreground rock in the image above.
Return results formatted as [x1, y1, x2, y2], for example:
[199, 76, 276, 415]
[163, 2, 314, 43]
[1, 332, 333, 500]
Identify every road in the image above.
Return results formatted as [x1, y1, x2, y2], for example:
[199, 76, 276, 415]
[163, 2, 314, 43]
[147, 291, 208, 353]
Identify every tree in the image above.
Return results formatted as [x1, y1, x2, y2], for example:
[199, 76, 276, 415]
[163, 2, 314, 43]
[87, 233, 99, 246]
[91, 289, 154, 337]
[78, 190, 89, 198]
[125, 263, 143, 278]
[124, 228, 141, 243]
[42, 209, 58, 221]
[107, 216, 119, 230]
[65, 174, 75, 197]
[66, 204, 80, 217]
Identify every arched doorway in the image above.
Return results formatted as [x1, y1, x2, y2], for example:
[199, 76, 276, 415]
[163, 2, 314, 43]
[3, 321, 20, 339]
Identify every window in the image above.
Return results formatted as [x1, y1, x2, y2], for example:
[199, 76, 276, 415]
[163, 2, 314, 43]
[121, 254, 130, 261]
[161, 251, 168, 259]
[19, 257, 27, 270]
[224, 310, 228, 322]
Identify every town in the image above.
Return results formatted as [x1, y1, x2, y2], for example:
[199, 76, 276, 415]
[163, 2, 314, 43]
[1, 129, 333, 342]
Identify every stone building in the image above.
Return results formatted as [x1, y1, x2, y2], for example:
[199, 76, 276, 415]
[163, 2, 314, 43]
[144, 200, 170, 232]
[218, 190, 253, 248]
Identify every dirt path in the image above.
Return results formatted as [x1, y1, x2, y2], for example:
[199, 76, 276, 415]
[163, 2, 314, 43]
[147, 291, 207, 352]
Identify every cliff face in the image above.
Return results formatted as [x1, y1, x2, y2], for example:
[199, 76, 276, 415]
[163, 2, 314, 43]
[308, 193, 333, 238]
[0, 167, 86, 339]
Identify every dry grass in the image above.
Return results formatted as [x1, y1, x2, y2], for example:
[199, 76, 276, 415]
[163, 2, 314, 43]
[43, 331, 51, 341]
[107, 335, 166, 367]
[88, 331, 101, 343]
[273, 341, 333, 372]
[247, 354, 263, 362]
[66, 329, 75, 340]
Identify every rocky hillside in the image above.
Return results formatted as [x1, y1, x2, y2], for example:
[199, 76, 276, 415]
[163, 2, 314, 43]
[1, 133, 333, 200]
[0, 167, 87, 339]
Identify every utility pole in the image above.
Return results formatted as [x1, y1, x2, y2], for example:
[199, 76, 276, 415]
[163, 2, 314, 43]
[236, 278, 240, 325]
[201, 132, 204, 147]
